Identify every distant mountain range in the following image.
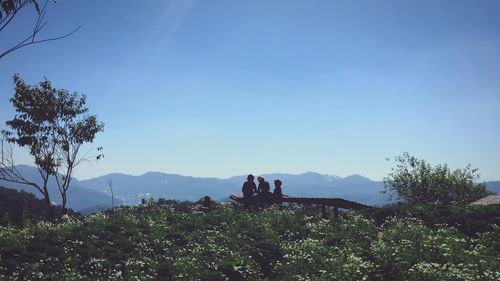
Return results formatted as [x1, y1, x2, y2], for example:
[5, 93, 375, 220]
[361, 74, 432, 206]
[78, 171, 389, 206]
[487, 181, 500, 194]
[1, 165, 499, 212]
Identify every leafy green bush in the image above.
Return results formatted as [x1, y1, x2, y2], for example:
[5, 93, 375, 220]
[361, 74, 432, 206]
[384, 153, 491, 205]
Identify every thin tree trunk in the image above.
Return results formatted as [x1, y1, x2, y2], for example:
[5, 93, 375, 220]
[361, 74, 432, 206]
[41, 176, 56, 221]
[61, 193, 67, 215]
[43, 194, 55, 221]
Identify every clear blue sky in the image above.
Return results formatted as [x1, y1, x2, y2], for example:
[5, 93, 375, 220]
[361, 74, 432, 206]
[1, 0, 499, 181]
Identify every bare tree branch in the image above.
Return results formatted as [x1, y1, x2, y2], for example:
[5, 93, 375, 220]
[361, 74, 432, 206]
[107, 179, 115, 210]
[1, 135, 45, 195]
[0, 0, 80, 60]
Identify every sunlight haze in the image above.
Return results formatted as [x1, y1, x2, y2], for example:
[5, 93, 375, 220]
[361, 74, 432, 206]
[1, 0, 499, 181]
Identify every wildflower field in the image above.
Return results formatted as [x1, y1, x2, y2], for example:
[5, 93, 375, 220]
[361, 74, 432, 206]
[0, 204, 499, 281]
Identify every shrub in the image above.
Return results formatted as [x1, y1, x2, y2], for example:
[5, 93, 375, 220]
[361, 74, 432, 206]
[384, 153, 491, 205]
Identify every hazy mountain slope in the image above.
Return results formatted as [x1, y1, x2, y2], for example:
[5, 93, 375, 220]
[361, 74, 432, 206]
[486, 181, 500, 194]
[78, 172, 239, 204]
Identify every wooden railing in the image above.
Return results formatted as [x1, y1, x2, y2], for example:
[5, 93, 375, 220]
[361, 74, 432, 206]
[280, 197, 371, 210]
[230, 194, 371, 210]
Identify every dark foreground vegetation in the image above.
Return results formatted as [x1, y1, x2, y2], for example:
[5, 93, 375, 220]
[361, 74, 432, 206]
[0, 196, 499, 281]
[0, 187, 81, 227]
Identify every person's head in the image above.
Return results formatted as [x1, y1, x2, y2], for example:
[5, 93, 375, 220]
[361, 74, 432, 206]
[274, 179, 282, 187]
[247, 174, 255, 181]
[257, 176, 264, 183]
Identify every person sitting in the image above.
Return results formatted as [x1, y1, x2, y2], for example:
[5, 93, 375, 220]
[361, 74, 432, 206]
[242, 174, 257, 208]
[257, 176, 270, 194]
[257, 176, 272, 206]
[273, 179, 283, 205]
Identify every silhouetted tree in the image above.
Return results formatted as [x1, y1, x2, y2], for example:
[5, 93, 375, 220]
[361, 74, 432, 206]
[1, 74, 103, 218]
[0, 0, 80, 60]
[383, 152, 491, 205]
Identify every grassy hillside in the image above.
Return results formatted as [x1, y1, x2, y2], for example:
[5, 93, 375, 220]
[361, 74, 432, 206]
[1, 201, 499, 280]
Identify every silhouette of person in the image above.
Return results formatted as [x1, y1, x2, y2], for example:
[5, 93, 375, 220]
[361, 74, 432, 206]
[273, 179, 283, 205]
[242, 174, 257, 208]
[257, 176, 270, 194]
[257, 176, 271, 206]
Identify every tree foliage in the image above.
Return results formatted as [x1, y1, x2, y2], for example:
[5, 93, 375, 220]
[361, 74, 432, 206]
[383, 152, 491, 205]
[1, 74, 104, 217]
[0, 0, 80, 60]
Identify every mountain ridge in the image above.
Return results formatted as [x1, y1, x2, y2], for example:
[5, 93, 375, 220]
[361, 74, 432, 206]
[2, 166, 498, 210]
[77, 170, 386, 205]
